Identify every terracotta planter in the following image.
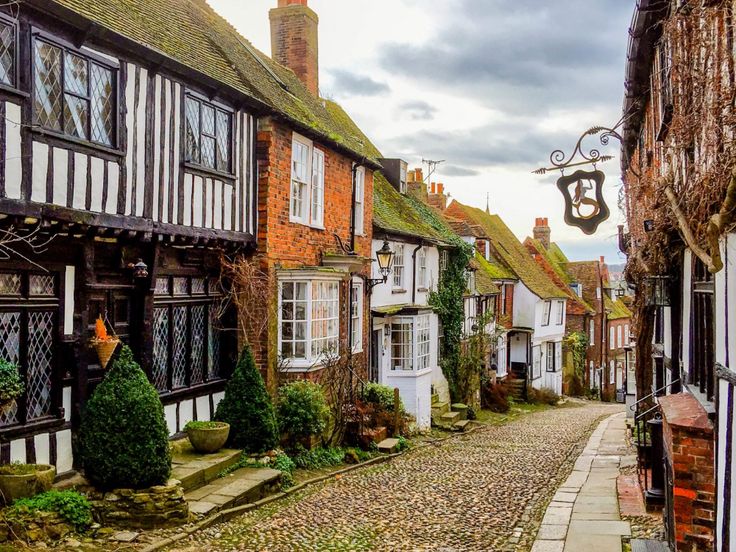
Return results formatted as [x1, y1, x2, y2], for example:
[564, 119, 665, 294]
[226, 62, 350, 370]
[0, 464, 56, 505]
[186, 422, 230, 454]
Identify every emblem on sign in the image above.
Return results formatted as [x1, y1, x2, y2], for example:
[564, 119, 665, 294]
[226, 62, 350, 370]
[556, 170, 610, 235]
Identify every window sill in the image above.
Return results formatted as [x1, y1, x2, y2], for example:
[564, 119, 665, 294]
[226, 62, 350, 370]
[158, 379, 227, 403]
[0, 416, 69, 440]
[30, 126, 124, 158]
[0, 83, 29, 100]
[183, 162, 236, 181]
[387, 367, 432, 378]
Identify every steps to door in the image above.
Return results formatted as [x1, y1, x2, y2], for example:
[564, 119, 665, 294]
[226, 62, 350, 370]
[171, 441, 282, 518]
[431, 401, 471, 431]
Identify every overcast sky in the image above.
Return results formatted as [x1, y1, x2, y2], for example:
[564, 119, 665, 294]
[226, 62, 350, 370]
[209, 0, 634, 263]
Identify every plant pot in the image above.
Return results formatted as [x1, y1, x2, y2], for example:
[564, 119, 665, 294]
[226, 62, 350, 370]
[186, 422, 230, 454]
[0, 398, 16, 416]
[0, 464, 56, 505]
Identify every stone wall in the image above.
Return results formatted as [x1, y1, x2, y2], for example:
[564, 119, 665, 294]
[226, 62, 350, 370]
[0, 510, 73, 543]
[659, 393, 715, 552]
[92, 479, 189, 529]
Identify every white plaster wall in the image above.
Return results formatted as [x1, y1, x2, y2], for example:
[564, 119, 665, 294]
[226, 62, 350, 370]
[510, 333, 529, 364]
[533, 300, 566, 342]
[512, 283, 537, 330]
[370, 238, 440, 308]
[385, 369, 432, 430]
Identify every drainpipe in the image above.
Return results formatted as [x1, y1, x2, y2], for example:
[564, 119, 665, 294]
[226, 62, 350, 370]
[411, 243, 423, 304]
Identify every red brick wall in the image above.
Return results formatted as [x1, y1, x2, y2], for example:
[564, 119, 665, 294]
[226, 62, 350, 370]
[250, 117, 373, 388]
[269, 2, 319, 96]
[660, 394, 715, 552]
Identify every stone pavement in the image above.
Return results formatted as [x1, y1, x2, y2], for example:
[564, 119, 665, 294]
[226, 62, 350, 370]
[531, 413, 631, 552]
[166, 401, 622, 552]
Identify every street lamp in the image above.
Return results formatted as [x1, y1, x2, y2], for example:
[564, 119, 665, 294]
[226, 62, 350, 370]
[367, 240, 395, 292]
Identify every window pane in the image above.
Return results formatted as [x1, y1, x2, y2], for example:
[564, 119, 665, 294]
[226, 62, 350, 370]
[201, 104, 215, 135]
[208, 306, 221, 379]
[190, 305, 205, 385]
[27, 311, 55, 420]
[0, 22, 14, 86]
[185, 97, 200, 163]
[0, 311, 20, 426]
[29, 275, 55, 296]
[0, 273, 21, 295]
[201, 136, 216, 169]
[34, 41, 63, 131]
[64, 94, 89, 139]
[152, 307, 169, 392]
[216, 110, 230, 172]
[172, 306, 188, 389]
[64, 52, 88, 95]
[90, 64, 114, 146]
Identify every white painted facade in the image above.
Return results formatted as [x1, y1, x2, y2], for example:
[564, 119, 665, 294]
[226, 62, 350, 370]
[370, 238, 443, 430]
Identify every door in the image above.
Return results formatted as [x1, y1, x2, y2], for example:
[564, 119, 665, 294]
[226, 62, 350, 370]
[370, 328, 382, 382]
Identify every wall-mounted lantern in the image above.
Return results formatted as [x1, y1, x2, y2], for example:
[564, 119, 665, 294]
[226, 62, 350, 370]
[367, 240, 395, 292]
[127, 259, 149, 279]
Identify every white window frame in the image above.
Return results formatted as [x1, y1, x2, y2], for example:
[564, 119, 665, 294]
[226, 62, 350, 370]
[390, 314, 432, 373]
[546, 342, 556, 372]
[278, 273, 341, 370]
[541, 300, 551, 326]
[393, 244, 405, 290]
[556, 300, 565, 325]
[610, 360, 615, 385]
[417, 247, 427, 289]
[354, 166, 365, 236]
[289, 133, 325, 228]
[589, 318, 595, 345]
[609, 326, 615, 351]
[351, 278, 363, 353]
[617, 325, 623, 349]
[624, 324, 630, 346]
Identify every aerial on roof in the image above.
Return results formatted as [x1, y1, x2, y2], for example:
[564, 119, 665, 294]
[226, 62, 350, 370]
[447, 202, 567, 300]
[39, 0, 380, 165]
[373, 174, 454, 246]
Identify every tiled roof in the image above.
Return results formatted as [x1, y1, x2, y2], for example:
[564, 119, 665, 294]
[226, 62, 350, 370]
[45, 0, 380, 164]
[373, 174, 454, 246]
[447, 202, 567, 300]
[605, 295, 632, 320]
[474, 252, 502, 295]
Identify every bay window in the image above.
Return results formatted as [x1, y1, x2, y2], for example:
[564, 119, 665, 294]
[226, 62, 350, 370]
[390, 314, 432, 372]
[289, 134, 325, 227]
[184, 94, 232, 173]
[279, 277, 340, 367]
[33, 36, 116, 146]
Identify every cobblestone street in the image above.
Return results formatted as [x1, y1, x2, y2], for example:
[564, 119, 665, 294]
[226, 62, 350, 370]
[168, 402, 623, 552]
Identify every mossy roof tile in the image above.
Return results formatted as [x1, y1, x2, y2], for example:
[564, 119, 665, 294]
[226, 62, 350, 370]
[450, 203, 567, 300]
[605, 295, 632, 320]
[48, 0, 380, 164]
[474, 252, 502, 295]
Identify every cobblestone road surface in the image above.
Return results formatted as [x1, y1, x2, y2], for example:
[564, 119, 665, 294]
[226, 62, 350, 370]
[169, 402, 623, 552]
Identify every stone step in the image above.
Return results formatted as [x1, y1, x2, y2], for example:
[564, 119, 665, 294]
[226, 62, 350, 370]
[431, 393, 440, 405]
[440, 411, 460, 424]
[185, 467, 281, 518]
[377, 438, 400, 454]
[451, 403, 468, 421]
[453, 420, 470, 432]
[171, 443, 243, 492]
[431, 401, 450, 417]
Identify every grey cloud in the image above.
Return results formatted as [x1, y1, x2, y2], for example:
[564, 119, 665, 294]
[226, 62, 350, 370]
[379, 0, 632, 115]
[442, 165, 480, 177]
[329, 69, 390, 96]
[398, 100, 438, 120]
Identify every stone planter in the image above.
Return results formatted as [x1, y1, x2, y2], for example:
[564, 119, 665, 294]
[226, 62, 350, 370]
[186, 422, 230, 454]
[0, 464, 56, 505]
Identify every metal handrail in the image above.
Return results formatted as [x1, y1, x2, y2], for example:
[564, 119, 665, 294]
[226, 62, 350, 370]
[629, 379, 681, 411]
[635, 403, 662, 422]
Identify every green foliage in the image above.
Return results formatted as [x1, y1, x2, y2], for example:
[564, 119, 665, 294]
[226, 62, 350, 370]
[362, 383, 404, 413]
[8, 490, 92, 531]
[396, 436, 410, 452]
[79, 346, 171, 491]
[429, 242, 474, 401]
[272, 453, 296, 490]
[344, 447, 372, 464]
[0, 359, 23, 402]
[184, 420, 227, 431]
[466, 405, 477, 421]
[277, 381, 329, 444]
[215, 345, 279, 453]
[564, 331, 588, 377]
[0, 462, 45, 475]
[292, 446, 345, 470]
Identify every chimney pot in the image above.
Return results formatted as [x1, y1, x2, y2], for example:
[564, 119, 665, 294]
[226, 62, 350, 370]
[278, 0, 307, 6]
[430, 182, 436, 194]
[438, 183, 444, 195]
[533, 217, 551, 249]
[415, 168, 423, 182]
[600, 256, 605, 265]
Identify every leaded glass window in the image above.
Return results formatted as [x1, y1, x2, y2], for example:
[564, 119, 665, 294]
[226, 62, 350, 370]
[184, 95, 232, 172]
[33, 38, 116, 146]
[152, 275, 223, 393]
[0, 19, 16, 87]
[0, 271, 60, 428]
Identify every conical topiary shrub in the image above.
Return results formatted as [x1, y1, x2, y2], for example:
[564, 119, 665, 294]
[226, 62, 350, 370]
[214, 345, 278, 453]
[79, 345, 171, 491]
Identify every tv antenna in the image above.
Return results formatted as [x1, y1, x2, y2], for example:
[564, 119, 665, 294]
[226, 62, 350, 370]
[422, 158, 445, 184]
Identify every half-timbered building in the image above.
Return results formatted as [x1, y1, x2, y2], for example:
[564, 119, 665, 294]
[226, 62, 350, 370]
[0, 0, 378, 475]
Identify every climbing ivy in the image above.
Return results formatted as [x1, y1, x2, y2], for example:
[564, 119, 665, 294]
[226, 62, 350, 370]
[563, 331, 588, 395]
[429, 241, 473, 402]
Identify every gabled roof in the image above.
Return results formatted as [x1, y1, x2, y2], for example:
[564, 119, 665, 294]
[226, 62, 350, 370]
[42, 0, 380, 165]
[605, 294, 632, 321]
[373, 174, 455, 246]
[447, 202, 567, 300]
[524, 239, 595, 315]
[473, 252, 501, 295]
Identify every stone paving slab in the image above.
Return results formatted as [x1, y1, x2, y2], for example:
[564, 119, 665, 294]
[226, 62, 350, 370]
[533, 413, 631, 552]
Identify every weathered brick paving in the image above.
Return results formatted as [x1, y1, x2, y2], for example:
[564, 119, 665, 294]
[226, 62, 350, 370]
[169, 402, 622, 552]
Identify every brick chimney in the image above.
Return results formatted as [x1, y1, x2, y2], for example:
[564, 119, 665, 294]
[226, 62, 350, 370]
[533, 217, 551, 250]
[428, 182, 447, 211]
[270, 0, 319, 96]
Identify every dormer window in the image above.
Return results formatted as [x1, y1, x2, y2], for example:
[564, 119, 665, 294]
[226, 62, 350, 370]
[33, 36, 117, 147]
